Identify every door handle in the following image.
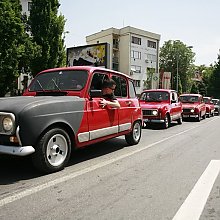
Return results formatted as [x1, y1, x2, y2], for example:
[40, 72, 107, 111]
[126, 101, 132, 106]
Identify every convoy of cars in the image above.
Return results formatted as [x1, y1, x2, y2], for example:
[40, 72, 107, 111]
[0, 66, 219, 173]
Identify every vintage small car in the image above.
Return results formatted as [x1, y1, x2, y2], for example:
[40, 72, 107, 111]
[0, 66, 142, 173]
[179, 94, 206, 121]
[212, 98, 220, 116]
[203, 96, 215, 117]
[139, 89, 182, 129]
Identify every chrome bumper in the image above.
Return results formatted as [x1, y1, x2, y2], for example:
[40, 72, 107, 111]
[144, 119, 164, 123]
[0, 145, 35, 156]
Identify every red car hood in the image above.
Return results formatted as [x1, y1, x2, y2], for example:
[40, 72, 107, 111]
[182, 103, 199, 109]
[139, 101, 167, 109]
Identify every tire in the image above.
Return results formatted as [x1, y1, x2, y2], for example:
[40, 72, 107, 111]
[163, 114, 170, 129]
[177, 115, 183, 124]
[196, 113, 201, 122]
[202, 113, 206, 119]
[32, 128, 71, 173]
[125, 121, 142, 145]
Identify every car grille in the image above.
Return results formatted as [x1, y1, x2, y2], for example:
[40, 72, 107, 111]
[142, 109, 156, 116]
[183, 109, 191, 113]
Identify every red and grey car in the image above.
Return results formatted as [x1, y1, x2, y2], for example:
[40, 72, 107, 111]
[203, 96, 215, 117]
[0, 66, 142, 173]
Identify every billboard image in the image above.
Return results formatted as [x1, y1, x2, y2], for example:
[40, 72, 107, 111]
[67, 43, 109, 68]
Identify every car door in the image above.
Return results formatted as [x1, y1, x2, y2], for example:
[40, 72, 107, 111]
[111, 75, 133, 132]
[87, 72, 119, 141]
[171, 91, 182, 120]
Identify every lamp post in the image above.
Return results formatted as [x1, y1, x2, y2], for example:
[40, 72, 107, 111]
[176, 45, 193, 92]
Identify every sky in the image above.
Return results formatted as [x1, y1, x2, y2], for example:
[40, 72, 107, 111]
[59, 0, 220, 66]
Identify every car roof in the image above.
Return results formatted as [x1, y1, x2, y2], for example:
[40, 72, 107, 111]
[142, 89, 176, 93]
[38, 66, 132, 80]
[180, 94, 202, 97]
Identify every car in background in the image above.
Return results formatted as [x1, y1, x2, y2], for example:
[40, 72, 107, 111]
[203, 96, 215, 117]
[179, 94, 206, 121]
[0, 66, 142, 173]
[139, 89, 182, 129]
[212, 98, 220, 115]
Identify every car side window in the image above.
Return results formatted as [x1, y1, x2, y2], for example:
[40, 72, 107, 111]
[90, 72, 109, 90]
[129, 80, 136, 98]
[112, 75, 127, 97]
[171, 92, 178, 103]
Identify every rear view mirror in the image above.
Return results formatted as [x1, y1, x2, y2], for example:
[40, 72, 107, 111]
[89, 89, 102, 99]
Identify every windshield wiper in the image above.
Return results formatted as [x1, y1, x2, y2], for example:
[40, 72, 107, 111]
[52, 79, 61, 91]
[36, 80, 45, 92]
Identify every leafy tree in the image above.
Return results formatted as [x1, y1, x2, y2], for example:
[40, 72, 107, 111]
[29, 0, 66, 76]
[0, 0, 26, 96]
[160, 40, 195, 94]
[207, 53, 220, 98]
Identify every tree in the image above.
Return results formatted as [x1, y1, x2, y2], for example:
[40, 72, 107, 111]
[29, 0, 66, 76]
[207, 53, 220, 98]
[0, 0, 26, 96]
[160, 40, 195, 94]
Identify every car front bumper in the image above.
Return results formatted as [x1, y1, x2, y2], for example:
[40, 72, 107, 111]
[0, 145, 35, 156]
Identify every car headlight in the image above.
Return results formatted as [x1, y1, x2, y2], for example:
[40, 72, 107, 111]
[190, 109, 195, 113]
[2, 117, 13, 131]
[152, 110, 158, 116]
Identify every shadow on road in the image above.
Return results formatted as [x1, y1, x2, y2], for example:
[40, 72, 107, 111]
[0, 137, 128, 185]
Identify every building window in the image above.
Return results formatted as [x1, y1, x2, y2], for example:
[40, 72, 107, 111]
[148, 40, 156, 49]
[28, 2, 32, 11]
[131, 65, 141, 73]
[131, 50, 141, 59]
[133, 80, 141, 87]
[132, 36, 141, 45]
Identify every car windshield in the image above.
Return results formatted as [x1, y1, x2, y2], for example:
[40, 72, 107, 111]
[29, 70, 88, 92]
[203, 98, 210, 104]
[212, 99, 219, 105]
[140, 91, 169, 102]
[179, 96, 199, 103]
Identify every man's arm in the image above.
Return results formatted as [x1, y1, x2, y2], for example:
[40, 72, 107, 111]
[100, 98, 120, 108]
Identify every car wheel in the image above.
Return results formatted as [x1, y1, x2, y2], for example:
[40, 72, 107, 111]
[163, 114, 170, 129]
[177, 115, 183, 124]
[32, 127, 71, 173]
[197, 113, 201, 122]
[125, 121, 142, 145]
[202, 113, 206, 119]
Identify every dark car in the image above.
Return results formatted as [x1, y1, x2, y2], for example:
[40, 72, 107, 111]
[212, 98, 220, 115]
[0, 66, 142, 173]
[139, 89, 182, 129]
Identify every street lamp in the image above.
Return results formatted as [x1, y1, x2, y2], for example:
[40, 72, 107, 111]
[176, 45, 193, 92]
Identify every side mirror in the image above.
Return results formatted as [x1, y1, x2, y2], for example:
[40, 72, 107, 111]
[89, 89, 102, 100]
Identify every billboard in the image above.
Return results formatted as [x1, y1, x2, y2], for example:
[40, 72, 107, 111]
[67, 43, 110, 68]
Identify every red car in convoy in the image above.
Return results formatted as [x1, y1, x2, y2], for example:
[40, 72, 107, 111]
[179, 94, 206, 121]
[203, 96, 215, 117]
[0, 66, 142, 173]
[139, 89, 183, 129]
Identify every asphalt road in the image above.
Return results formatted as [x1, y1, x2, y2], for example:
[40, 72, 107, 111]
[0, 116, 220, 220]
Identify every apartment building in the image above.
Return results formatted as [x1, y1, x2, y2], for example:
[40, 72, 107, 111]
[86, 26, 161, 94]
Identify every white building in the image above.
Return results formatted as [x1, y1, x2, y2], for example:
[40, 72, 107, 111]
[86, 26, 161, 94]
[20, 0, 32, 16]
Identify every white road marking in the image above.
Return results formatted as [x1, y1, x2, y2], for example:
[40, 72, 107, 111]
[0, 123, 213, 207]
[172, 160, 220, 220]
